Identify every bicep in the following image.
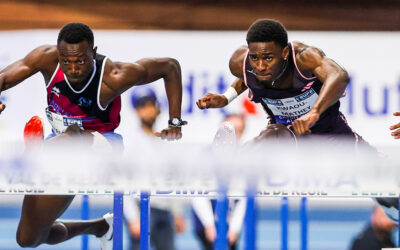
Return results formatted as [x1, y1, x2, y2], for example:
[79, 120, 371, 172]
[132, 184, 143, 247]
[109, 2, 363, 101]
[312, 58, 348, 83]
[135, 57, 180, 83]
[104, 58, 179, 94]
[103, 62, 146, 95]
[115, 58, 178, 84]
[297, 47, 346, 83]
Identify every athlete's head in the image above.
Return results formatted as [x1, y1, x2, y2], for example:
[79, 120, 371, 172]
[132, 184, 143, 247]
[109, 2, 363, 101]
[246, 19, 289, 84]
[57, 23, 97, 85]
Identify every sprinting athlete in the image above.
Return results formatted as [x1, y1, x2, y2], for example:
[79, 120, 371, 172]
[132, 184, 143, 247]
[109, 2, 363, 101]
[197, 18, 367, 146]
[198, 18, 395, 225]
[0, 23, 186, 249]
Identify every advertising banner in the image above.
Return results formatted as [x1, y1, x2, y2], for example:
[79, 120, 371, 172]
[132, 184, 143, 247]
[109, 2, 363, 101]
[0, 30, 399, 148]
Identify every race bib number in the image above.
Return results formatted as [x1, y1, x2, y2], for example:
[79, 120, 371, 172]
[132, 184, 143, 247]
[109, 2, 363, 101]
[261, 88, 318, 124]
[46, 108, 84, 135]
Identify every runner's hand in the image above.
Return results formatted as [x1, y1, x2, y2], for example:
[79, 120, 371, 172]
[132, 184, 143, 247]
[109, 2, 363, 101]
[291, 110, 320, 136]
[390, 112, 400, 139]
[154, 126, 182, 140]
[0, 81, 5, 114]
[0, 100, 5, 114]
[196, 93, 228, 109]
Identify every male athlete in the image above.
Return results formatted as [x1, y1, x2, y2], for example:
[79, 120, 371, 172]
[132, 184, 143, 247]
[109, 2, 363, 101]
[198, 19, 397, 225]
[197, 18, 366, 145]
[0, 23, 186, 248]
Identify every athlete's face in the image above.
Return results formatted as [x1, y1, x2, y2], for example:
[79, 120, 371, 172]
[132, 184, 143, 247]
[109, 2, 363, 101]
[248, 41, 289, 83]
[57, 40, 97, 85]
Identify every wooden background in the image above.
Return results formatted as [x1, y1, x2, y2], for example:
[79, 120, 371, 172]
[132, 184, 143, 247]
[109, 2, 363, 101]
[0, 0, 399, 31]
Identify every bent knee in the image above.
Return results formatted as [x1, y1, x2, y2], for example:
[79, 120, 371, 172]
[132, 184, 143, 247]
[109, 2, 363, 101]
[16, 228, 42, 248]
[257, 123, 295, 141]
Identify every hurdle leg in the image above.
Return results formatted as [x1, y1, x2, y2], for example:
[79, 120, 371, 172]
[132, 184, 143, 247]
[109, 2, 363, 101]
[140, 192, 150, 250]
[81, 195, 89, 250]
[398, 196, 400, 247]
[113, 192, 123, 250]
[245, 189, 257, 250]
[215, 189, 229, 250]
[281, 197, 289, 250]
[300, 197, 308, 250]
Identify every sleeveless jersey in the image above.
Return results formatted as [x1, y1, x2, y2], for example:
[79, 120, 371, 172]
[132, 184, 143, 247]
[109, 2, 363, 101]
[46, 54, 121, 134]
[243, 42, 345, 134]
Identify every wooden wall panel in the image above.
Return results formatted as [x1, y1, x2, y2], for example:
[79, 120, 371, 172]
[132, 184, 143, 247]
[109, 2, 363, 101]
[0, 0, 399, 31]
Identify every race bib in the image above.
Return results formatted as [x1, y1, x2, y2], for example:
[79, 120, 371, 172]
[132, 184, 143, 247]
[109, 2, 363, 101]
[45, 108, 84, 135]
[261, 88, 318, 124]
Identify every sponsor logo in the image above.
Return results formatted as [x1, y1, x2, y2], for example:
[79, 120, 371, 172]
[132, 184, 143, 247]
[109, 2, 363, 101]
[262, 98, 284, 106]
[77, 97, 92, 108]
[51, 86, 61, 97]
[63, 117, 83, 127]
[295, 88, 316, 102]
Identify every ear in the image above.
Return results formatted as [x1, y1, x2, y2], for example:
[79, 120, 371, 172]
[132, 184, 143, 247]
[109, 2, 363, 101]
[93, 46, 98, 55]
[282, 46, 289, 60]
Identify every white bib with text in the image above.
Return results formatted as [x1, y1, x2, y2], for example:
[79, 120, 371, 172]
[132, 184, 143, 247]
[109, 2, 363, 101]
[261, 88, 318, 124]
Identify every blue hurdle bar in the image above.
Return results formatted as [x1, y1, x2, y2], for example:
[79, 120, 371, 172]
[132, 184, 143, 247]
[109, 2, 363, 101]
[113, 192, 124, 250]
[81, 195, 89, 250]
[281, 197, 289, 250]
[245, 189, 256, 250]
[215, 189, 229, 250]
[140, 192, 150, 250]
[300, 197, 308, 250]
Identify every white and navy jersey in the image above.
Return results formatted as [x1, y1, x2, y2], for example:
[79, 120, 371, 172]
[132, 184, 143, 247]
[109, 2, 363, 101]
[243, 42, 345, 134]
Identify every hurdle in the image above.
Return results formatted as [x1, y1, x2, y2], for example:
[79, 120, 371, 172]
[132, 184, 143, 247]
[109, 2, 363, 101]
[1, 140, 399, 250]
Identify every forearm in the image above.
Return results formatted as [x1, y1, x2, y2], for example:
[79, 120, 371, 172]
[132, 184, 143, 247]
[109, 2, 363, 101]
[312, 72, 349, 115]
[0, 71, 19, 91]
[131, 58, 183, 118]
[0, 74, 5, 92]
[163, 59, 182, 118]
[0, 60, 39, 92]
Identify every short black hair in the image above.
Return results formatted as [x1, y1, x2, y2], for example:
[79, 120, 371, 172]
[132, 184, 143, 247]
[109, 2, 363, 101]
[57, 23, 94, 46]
[246, 19, 288, 48]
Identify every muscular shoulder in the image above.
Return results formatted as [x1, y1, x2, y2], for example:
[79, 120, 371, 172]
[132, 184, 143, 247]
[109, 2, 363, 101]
[103, 58, 142, 82]
[293, 41, 326, 72]
[102, 58, 148, 95]
[229, 46, 248, 79]
[25, 45, 58, 71]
